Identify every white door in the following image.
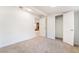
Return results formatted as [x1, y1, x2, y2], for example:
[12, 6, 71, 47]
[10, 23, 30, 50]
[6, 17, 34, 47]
[47, 15, 55, 39]
[63, 11, 74, 46]
[39, 17, 46, 36]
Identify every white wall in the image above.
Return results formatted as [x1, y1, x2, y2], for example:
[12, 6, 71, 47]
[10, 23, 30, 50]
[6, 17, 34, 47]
[63, 11, 74, 46]
[74, 11, 79, 45]
[55, 15, 63, 38]
[0, 7, 35, 48]
[39, 16, 46, 36]
[47, 15, 55, 39]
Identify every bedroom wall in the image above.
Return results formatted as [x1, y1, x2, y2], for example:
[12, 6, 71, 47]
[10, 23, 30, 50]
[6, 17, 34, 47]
[0, 7, 35, 48]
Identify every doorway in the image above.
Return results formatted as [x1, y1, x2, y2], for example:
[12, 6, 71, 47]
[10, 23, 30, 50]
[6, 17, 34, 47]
[55, 15, 63, 41]
[34, 17, 40, 36]
[35, 22, 39, 31]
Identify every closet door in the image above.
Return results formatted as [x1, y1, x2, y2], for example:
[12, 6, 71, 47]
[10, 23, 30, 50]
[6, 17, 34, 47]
[39, 17, 46, 36]
[47, 15, 55, 39]
[63, 11, 74, 46]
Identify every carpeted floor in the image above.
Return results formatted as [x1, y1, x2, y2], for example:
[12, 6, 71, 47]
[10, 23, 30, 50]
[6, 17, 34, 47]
[0, 36, 79, 53]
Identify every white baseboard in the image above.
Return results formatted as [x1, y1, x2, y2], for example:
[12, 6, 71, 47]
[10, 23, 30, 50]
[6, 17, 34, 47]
[0, 34, 36, 48]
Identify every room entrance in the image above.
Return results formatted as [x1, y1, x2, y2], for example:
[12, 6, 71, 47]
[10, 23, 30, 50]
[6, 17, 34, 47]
[55, 15, 63, 41]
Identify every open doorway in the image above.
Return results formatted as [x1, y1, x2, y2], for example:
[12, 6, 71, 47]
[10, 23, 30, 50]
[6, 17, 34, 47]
[34, 17, 40, 36]
[35, 22, 39, 31]
[55, 15, 63, 41]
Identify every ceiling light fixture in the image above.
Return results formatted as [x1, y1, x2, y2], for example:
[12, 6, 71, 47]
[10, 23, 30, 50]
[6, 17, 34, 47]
[25, 8, 32, 12]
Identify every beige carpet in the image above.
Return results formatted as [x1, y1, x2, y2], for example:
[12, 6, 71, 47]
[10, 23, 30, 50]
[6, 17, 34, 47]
[0, 36, 79, 53]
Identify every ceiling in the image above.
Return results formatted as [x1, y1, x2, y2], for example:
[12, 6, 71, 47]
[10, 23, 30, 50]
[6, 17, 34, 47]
[23, 6, 79, 16]
[33, 6, 72, 15]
